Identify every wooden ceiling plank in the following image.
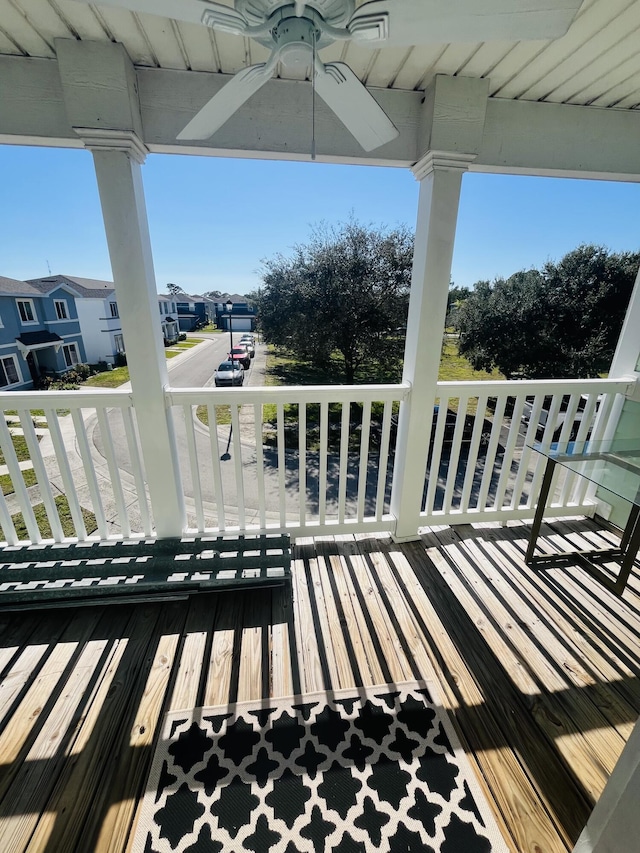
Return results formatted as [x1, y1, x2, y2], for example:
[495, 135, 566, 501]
[415, 42, 481, 90]
[363, 44, 413, 89]
[541, 24, 640, 104]
[587, 57, 640, 107]
[495, 0, 634, 99]
[456, 41, 517, 79]
[54, 0, 108, 39]
[207, 25, 222, 73]
[177, 23, 220, 73]
[131, 11, 159, 67]
[386, 46, 414, 89]
[171, 19, 191, 70]
[21, 0, 77, 40]
[210, 29, 247, 74]
[94, 6, 155, 65]
[518, 2, 640, 101]
[0, 22, 27, 54]
[486, 42, 549, 96]
[0, 0, 54, 55]
[391, 44, 448, 91]
[134, 13, 188, 69]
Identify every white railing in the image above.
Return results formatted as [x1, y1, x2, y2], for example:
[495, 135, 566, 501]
[0, 389, 151, 546]
[420, 377, 631, 525]
[167, 384, 409, 537]
[0, 377, 631, 546]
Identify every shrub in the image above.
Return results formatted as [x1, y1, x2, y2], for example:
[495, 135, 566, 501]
[73, 363, 91, 380]
[115, 352, 127, 367]
[178, 332, 187, 341]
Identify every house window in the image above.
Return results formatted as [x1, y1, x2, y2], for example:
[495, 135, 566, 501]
[63, 343, 79, 368]
[0, 355, 20, 388]
[109, 302, 119, 318]
[16, 299, 37, 324]
[54, 299, 68, 320]
[114, 334, 125, 354]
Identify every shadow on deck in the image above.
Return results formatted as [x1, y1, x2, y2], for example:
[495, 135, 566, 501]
[0, 517, 637, 852]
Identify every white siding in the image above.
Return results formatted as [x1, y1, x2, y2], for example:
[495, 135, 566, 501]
[76, 298, 120, 363]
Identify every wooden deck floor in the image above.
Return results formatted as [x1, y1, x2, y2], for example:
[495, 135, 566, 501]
[0, 517, 638, 852]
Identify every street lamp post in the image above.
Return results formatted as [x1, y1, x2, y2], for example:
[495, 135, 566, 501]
[225, 299, 233, 355]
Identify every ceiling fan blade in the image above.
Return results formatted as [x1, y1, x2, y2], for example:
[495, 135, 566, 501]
[69, 0, 247, 32]
[313, 61, 398, 152]
[348, 0, 584, 46]
[177, 63, 274, 140]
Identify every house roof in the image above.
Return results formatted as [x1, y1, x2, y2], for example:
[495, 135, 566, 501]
[28, 275, 115, 298]
[0, 276, 44, 297]
[16, 331, 63, 346]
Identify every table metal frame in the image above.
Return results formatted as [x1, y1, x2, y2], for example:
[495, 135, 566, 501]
[525, 449, 640, 596]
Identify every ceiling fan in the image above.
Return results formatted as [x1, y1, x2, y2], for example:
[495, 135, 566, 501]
[71, 0, 584, 151]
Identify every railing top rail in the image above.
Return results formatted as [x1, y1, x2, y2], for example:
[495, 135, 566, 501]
[0, 389, 134, 409]
[168, 383, 411, 406]
[436, 377, 632, 395]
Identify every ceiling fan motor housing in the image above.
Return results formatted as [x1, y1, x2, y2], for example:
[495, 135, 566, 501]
[272, 16, 320, 69]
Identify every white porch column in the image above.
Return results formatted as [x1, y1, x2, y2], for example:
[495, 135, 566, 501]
[55, 39, 185, 537]
[573, 713, 640, 853]
[390, 153, 470, 540]
[591, 263, 640, 527]
[90, 140, 186, 537]
[389, 75, 489, 542]
[609, 265, 640, 378]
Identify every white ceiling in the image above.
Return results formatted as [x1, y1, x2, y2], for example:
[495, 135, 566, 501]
[1, 0, 639, 111]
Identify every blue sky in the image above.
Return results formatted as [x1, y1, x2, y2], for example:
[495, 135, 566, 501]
[2, 144, 640, 295]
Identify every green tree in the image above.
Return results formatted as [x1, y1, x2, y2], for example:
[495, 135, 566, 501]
[456, 246, 638, 379]
[255, 220, 413, 383]
[166, 282, 184, 295]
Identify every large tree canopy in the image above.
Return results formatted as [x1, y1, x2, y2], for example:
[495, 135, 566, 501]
[456, 245, 638, 379]
[254, 220, 413, 383]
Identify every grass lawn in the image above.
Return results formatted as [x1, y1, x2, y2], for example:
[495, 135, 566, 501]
[82, 366, 131, 388]
[196, 404, 236, 427]
[259, 338, 505, 447]
[83, 338, 208, 387]
[2, 494, 98, 541]
[0, 469, 38, 495]
[0, 433, 41, 465]
[438, 338, 504, 381]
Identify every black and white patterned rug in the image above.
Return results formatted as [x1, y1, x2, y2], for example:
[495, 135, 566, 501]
[133, 681, 509, 853]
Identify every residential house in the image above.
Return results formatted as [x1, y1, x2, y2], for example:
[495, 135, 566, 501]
[0, 275, 86, 388]
[214, 294, 256, 333]
[175, 294, 203, 332]
[2, 3, 640, 851]
[158, 295, 180, 343]
[29, 274, 123, 365]
[175, 294, 216, 331]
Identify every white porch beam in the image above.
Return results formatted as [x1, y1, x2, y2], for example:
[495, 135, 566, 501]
[4, 51, 640, 179]
[56, 39, 186, 538]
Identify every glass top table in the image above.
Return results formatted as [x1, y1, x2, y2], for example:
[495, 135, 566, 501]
[525, 438, 640, 596]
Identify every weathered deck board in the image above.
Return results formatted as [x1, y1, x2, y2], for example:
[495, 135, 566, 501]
[0, 520, 637, 853]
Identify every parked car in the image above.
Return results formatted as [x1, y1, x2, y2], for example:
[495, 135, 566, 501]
[521, 394, 601, 442]
[214, 360, 244, 387]
[228, 347, 251, 369]
[238, 337, 255, 357]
